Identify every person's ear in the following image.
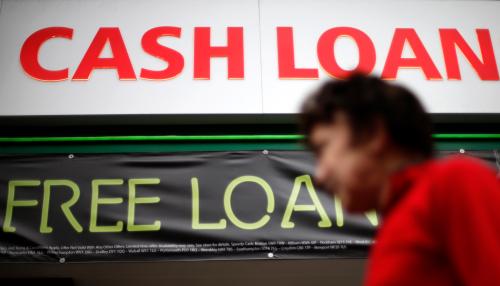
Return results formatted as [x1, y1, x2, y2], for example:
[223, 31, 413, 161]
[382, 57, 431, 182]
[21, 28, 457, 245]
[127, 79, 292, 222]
[369, 117, 389, 155]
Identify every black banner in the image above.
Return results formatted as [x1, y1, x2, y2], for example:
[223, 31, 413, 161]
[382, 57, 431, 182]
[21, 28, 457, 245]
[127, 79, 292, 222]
[0, 150, 497, 262]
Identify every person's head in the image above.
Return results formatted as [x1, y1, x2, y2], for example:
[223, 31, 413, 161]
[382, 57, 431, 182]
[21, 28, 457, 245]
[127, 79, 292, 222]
[300, 74, 434, 213]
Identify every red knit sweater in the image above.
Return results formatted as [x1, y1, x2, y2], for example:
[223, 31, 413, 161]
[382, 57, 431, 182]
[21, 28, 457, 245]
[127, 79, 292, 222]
[365, 154, 500, 286]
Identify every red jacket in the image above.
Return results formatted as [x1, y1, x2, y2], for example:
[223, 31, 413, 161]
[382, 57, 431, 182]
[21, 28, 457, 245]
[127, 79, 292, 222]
[365, 154, 500, 286]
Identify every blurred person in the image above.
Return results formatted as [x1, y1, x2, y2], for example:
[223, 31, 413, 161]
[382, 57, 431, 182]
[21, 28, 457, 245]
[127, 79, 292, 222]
[300, 74, 500, 286]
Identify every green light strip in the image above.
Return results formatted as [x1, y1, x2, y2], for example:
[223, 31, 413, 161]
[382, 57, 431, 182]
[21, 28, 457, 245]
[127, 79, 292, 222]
[432, 134, 500, 139]
[0, 135, 304, 143]
[0, 134, 499, 143]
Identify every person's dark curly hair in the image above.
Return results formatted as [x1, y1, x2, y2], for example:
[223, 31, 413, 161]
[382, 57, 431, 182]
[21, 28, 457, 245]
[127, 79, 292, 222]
[300, 74, 434, 158]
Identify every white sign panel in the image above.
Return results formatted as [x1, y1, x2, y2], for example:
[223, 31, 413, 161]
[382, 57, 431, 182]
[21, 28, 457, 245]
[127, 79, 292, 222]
[0, 0, 499, 115]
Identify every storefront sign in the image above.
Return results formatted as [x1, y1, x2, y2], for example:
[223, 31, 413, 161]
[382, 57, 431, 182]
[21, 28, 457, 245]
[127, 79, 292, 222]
[1, 0, 499, 114]
[0, 150, 497, 262]
[0, 151, 378, 262]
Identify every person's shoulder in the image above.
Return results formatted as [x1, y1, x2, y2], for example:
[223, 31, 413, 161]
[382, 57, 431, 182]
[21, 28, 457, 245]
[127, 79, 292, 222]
[434, 154, 496, 177]
[429, 154, 498, 195]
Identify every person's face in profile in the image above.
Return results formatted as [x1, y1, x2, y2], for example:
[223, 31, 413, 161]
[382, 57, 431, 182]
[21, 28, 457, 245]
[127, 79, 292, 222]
[309, 112, 387, 213]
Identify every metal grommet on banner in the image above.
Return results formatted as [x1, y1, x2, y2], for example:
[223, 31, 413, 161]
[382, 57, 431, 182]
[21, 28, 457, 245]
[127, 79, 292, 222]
[459, 148, 465, 154]
[68, 154, 75, 159]
[59, 257, 66, 263]
[262, 150, 269, 155]
[267, 252, 274, 258]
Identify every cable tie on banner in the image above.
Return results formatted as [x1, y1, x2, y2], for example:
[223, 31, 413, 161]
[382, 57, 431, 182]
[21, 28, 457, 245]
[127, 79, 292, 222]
[267, 252, 278, 258]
